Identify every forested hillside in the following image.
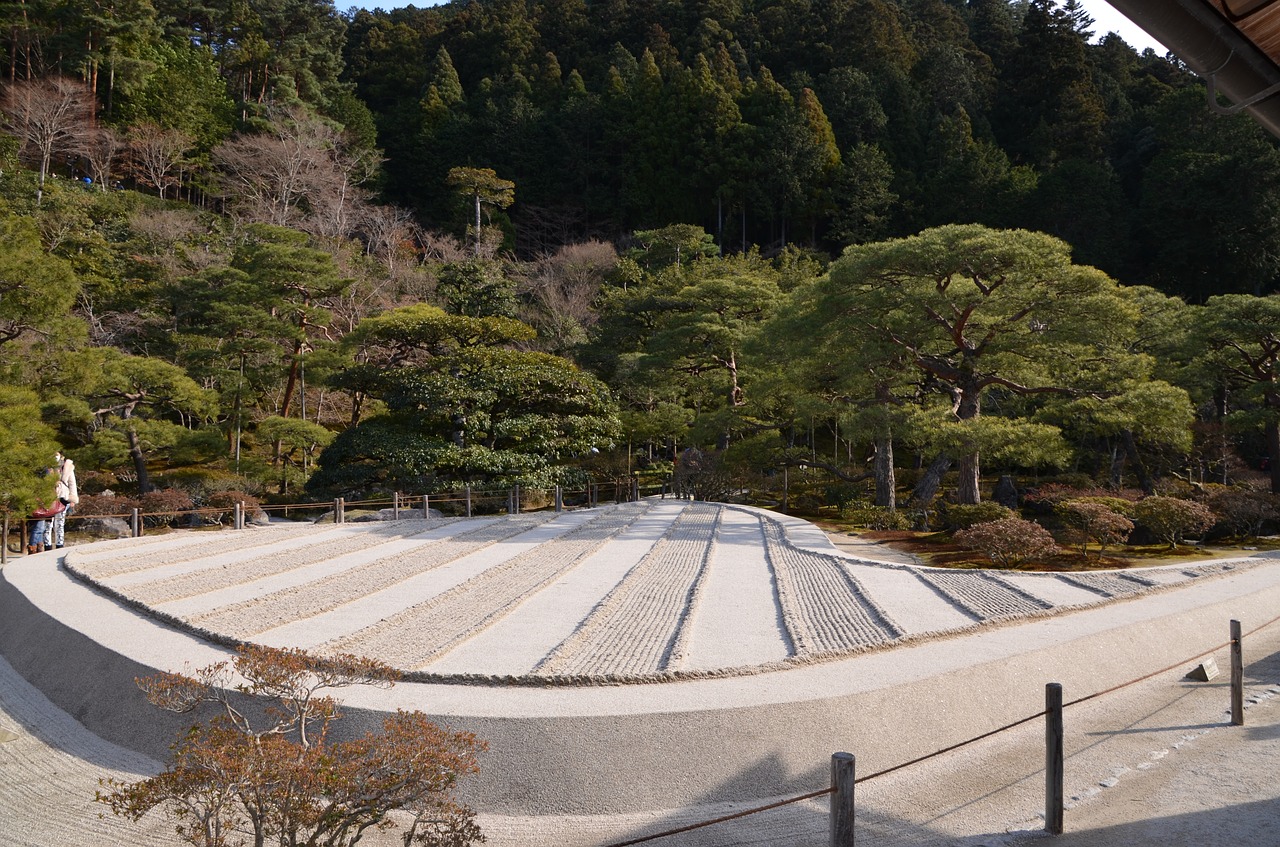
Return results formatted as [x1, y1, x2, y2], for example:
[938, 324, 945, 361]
[3, 0, 1280, 526]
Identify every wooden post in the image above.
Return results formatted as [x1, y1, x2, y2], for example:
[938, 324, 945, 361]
[338, 497, 346, 525]
[830, 752, 855, 847]
[632, 477, 640, 501]
[2, 514, 8, 564]
[393, 492, 400, 521]
[514, 484, 520, 514]
[465, 485, 472, 518]
[1045, 682, 1064, 835]
[233, 502, 242, 530]
[131, 508, 141, 538]
[333, 498, 341, 524]
[423, 493, 430, 518]
[554, 485, 562, 513]
[1231, 619, 1244, 726]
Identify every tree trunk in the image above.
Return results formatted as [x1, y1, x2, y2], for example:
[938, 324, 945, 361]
[1269, 419, 1280, 495]
[956, 452, 981, 504]
[910, 453, 952, 507]
[1122, 429, 1155, 495]
[955, 386, 982, 504]
[127, 424, 151, 494]
[873, 435, 895, 510]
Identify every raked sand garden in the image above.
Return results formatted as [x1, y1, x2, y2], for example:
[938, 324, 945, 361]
[59, 500, 1262, 683]
[6, 497, 1280, 845]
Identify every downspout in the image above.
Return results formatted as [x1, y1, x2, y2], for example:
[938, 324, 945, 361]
[1107, 0, 1280, 136]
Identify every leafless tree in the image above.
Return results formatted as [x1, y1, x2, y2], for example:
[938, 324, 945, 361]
[128, 122, 192, 199]
[417, 229, 470, 264]
[516, 240, 617, 352]
[79, 124, 123, 190]
[299, 144, 381, 243]
[214, 106, 379, 232]
[0, 75, 92, 203]
[359, 202, 417, 275]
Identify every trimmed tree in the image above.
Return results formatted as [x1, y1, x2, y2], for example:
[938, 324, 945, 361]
[1056, 499, 1134, 558]
[818, 224, 1138, 504]
[955, 517, 1059, 568]
[1131, 496, 1216, 548]
[98, 644, 485, 847]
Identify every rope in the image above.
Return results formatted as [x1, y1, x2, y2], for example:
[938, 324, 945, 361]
[599, 609, 1280, 846]
[601, 787, 835, 847]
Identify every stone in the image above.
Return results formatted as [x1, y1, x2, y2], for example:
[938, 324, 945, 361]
[993, 474, 1019, 509]
[74, 517, 131, 539]
[1185, 657, 1220, 681]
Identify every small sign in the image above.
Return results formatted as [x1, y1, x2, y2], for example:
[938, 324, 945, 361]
[1186, 657, 1220, 682]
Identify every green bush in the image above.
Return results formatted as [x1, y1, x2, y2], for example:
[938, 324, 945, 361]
[941, 502, 1014, 531]
[1131, 496, 1216, 547]
[843, 503, 910, 531]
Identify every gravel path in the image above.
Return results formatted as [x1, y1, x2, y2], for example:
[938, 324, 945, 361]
[764, 519, 902, 656]
[327, 503, 653, 671]
[188, 516, 552, 638]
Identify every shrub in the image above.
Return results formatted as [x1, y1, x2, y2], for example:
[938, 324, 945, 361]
[1203, 487, 1280, 540]
[1024, 484, 1143, 509]
[99, 645, 485, 847]
[73, 492, 140, 518]
[1131, 496, 1216, 547]
[941, 502, 1014, 531]
[201, 490, 263, 524]
[1056, 500, 1134, 558]
[138, 488, 194, 528]
[843, 502, 911, 531]
[954, 517, 1059, 568]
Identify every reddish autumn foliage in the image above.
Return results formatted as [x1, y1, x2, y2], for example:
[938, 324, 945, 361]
[954, 517, 1059, 568]
[98, 645, 485, 847]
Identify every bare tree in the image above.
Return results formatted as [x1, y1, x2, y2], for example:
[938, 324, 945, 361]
[214, 106, 378, 232]
[516, 240, 617, 353]
[359, 202, 417, 275]
[128, 122, 191, 199]
[0, 75, 92, 203]
[299, 144, 381, 243]
[79, 124, 123, 190]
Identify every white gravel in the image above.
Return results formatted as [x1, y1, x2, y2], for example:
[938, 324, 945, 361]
[57, 501, 1271, 683]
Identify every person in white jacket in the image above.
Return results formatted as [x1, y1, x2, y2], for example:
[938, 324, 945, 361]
[50, 451, 78, 550]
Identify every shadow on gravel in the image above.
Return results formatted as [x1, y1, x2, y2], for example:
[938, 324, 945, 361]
[1045, 797, 1280, 847]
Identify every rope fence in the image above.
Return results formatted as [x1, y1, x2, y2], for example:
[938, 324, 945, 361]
[5, 484, 1279, 843]
[598, 611, 1280, 847]
[1, 478, 674, 558]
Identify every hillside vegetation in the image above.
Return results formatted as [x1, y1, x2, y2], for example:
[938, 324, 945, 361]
[3, 0, 1280, 552]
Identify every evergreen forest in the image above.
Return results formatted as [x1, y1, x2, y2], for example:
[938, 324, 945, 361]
[5, 0, 1280, 542]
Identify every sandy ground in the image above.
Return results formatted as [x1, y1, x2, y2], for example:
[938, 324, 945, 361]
[3, 624, 1279, 846]
[4, 505, 1280, 845]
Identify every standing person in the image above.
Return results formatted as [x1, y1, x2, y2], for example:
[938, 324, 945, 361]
[27, 469, 63, 554]
[50, 450, 78, 550]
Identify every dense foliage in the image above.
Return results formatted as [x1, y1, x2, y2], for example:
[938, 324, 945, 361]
[4, 0, 1280, 540]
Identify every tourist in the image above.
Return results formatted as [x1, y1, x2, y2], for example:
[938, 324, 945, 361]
[27, 469, 65, 554]
[50, 450, 78, 550]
